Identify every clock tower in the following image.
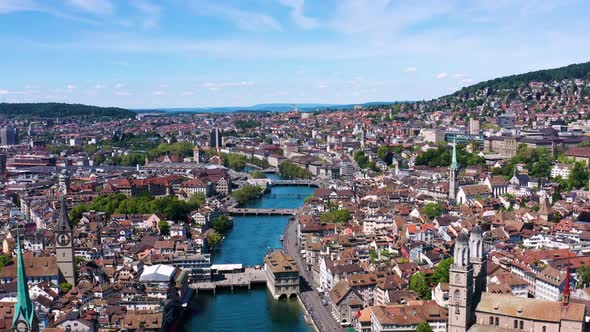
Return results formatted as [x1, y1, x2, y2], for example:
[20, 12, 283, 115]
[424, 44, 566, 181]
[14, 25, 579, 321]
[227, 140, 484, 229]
[55, 197, 76, 285]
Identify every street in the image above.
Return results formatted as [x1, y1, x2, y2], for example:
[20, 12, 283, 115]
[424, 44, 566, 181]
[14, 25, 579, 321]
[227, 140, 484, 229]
[283, 217, 347, 332]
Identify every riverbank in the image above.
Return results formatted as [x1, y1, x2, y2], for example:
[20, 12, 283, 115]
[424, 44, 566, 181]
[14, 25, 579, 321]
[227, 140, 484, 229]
[181, 184, 315, 331]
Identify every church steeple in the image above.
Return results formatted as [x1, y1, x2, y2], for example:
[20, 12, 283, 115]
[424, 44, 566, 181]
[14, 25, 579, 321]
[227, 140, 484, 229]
[12, 228, 39, 332]
[57, 197, 71, 232]
[55, 197, 76, 286]
[451, 137, 458, 170]
[449, 137, 459, 200]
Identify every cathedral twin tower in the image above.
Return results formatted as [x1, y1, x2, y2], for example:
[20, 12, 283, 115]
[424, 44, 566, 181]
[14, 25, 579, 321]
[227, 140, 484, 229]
[448, 225, 487, 332]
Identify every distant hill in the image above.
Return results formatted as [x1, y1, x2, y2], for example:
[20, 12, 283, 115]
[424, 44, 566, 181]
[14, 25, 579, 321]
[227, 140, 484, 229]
[0, 103, 135, 119]
[141, 102, 396, 114]
[451, 61, 590, 97]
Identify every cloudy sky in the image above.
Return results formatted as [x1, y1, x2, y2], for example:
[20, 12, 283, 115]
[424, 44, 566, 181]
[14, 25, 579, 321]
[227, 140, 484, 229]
[0, 0, 589, 108]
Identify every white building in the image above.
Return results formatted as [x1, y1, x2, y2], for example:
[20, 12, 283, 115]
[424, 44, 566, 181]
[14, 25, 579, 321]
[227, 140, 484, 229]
[551, 163, 572, 179]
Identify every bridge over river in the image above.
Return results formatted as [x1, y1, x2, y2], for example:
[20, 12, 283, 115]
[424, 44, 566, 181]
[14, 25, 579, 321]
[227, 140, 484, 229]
[190, 267, 267, 293]
[269, 179, 321, 187]
[227, 207, 298, 216]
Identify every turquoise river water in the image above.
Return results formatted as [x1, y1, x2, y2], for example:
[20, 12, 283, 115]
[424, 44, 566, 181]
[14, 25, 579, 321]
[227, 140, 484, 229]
[181, 176, 315, 332]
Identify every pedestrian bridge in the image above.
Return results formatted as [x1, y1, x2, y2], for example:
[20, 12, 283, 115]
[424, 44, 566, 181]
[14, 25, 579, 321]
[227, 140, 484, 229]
[190, 267, 267, 293]
[228, 208, 298, 216]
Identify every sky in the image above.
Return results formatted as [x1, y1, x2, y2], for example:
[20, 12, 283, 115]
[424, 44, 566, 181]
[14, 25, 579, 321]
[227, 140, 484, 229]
[0, 0, 589, 108]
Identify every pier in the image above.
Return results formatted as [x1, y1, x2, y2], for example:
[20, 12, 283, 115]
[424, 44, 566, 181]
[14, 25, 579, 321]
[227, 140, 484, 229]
[190, 266, 267, 293]
[227, 208, 298, 216]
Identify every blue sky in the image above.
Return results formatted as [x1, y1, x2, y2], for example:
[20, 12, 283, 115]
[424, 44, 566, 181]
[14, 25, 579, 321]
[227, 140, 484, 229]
[0, 0, 589, 108]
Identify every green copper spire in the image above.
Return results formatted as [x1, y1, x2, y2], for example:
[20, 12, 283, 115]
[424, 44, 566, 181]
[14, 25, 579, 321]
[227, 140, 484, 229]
[450, 137, 458, 170]
[13, 227, 35, 328]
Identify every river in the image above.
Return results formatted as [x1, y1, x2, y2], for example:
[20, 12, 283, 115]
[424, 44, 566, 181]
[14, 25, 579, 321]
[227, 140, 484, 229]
[181, 175, 315, 332]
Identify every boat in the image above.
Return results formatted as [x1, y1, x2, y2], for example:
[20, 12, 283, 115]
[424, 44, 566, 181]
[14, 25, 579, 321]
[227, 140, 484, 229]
[280, 235, 284, 241]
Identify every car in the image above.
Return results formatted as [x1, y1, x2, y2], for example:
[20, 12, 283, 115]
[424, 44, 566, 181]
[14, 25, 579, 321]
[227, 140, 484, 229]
[321, 298, 328, 306]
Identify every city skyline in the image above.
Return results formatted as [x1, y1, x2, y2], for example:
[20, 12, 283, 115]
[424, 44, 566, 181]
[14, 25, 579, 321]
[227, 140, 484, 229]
[1, 0, 590, 108]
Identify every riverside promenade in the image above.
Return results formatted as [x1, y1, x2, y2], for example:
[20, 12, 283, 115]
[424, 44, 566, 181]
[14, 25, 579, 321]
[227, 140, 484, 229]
[283, 216, 346, 332]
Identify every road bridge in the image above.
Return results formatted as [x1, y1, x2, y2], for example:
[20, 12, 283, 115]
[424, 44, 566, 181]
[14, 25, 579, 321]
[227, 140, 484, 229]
[227, 208, 297, 216]
[190, 267, 267, 293]
[270, 180, 320, 187]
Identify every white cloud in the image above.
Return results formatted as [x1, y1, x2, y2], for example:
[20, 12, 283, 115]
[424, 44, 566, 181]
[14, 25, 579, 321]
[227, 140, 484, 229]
[114, 91, 130, 96]
[279, 0, 318, 29]
[404, 67, 417, 72]
[0, 0, 37, 14]
[317, 83, 328, 89]
[67, 84, 77, 90]
[114, 82, 125, 89]
[181, 91, 194, 96]
[436, 72, 448, 79]
[153, 90, 165, 95]
[202, 81, 255, 91]
[95, 84, 104, 89]
[187, 2, 281, 32]
[66, 0, 113, 15]
[0, 89, 8, 95]
[132, 0, 161, 29]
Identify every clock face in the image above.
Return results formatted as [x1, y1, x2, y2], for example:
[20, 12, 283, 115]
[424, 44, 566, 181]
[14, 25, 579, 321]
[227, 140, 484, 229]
[15, 320, 29, 332]
[58, 233, 71, 246]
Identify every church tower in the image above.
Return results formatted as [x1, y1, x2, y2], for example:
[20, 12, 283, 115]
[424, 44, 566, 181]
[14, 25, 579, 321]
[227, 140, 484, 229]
[193, 145, 202, 164]
[448, 137, 459, 200]
[469, 224, 487, 307]
[55, 197, 76, 285]
[57, 169, 70, 195]
[11, 228, 39, 332]
[448, 232, 474, 332]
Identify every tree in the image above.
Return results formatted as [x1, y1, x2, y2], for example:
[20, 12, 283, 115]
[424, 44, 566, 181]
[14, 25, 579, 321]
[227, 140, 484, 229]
[416, 321, 433, 332]
[207, 232, 222, 249]
[568, 162, 589, 190]
[158, 221, 170, 236]
[0, 254, 11, 272]
[225, 153, 247, 171]
[60, 283, 73, 293]
[431, 257, 453, 284]
[231, 185, 263, 204]
[212, 215, 233, 234]
[577, 266, 590, 288]
[279, 161, 311, 179]
[251, 170, 266, 179]
[319, 209, 350, 223]
[409, 272, 431, 300]
[422, 203, 444, 219]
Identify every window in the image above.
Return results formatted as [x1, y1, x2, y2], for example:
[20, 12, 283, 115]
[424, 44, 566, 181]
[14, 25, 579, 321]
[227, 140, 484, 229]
[489, 317, 494, 325]
[542, 326, 547, 332]
[495, 317, 499, 326]
[520, 321, 524, 330]
[514, 320, 518, 329]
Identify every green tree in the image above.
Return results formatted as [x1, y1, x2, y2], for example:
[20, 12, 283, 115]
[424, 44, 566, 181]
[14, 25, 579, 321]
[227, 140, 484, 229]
[207, 232, 222, 249]
[231, 185, 263, 204]
[422, 203, 444, 219]
[568, 162, 589, 190]
[416, 321, 433, 332]
[158, 221, 170, 236]
[251, 170, 266, 179]
[431, 257, 453, 284]
[577, 266, 590, 288]
[279, 161, 311, 179]
[409, 272, 431, 300]
[211, 215, 233, 234]
[319, 209, 350, 223]
[60, 282, 73, 293]
[224, 153, 247, 171]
